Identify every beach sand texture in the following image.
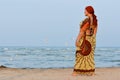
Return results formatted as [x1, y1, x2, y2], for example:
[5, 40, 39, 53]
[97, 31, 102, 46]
[0, 67, 120, 80]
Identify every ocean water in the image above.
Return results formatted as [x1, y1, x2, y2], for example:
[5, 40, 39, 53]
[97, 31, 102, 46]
[0, 46, 120, 68]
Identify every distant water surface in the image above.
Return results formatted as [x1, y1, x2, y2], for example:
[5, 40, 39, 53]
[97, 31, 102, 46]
[0, 46, 120, 68]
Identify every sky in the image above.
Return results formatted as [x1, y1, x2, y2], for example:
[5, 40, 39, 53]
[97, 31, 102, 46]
[0, 0, 120, 47]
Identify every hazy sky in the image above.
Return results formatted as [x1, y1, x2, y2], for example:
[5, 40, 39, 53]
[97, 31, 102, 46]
[0, 0, 119, 47]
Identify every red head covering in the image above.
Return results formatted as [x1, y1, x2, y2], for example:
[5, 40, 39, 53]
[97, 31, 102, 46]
[85, 6, 97, 26]
[85, 6, 94, 14]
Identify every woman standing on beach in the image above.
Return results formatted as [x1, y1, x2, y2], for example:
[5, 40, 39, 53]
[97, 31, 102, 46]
[72, 6, 98, 76]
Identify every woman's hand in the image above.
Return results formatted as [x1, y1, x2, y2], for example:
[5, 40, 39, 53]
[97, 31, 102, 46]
[75, 32, 83, 47]
[75, 40, 80, 47]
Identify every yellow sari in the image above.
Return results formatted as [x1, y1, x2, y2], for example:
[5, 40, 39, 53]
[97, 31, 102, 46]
[73, 18, 96, 75]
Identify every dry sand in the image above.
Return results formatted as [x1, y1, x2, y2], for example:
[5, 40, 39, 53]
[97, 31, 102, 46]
[0, 67, 120, 80]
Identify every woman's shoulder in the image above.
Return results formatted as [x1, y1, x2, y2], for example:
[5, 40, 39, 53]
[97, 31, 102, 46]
[83, 18, 90, 22]
[80, 18, 90, 28]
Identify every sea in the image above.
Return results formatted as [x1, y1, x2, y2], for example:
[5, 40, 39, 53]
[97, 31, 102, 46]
[0, 46, 120, 68]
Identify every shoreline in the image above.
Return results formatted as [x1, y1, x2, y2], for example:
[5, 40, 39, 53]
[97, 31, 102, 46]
[1, 65, 120, 69]
[0, 65, 120, 80]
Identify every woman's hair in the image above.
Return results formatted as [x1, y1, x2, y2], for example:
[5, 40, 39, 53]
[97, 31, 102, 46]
[85, 6, 98, 26]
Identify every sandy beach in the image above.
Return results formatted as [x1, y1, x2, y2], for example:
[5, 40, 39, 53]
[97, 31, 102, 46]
[0, 66, 120, 80]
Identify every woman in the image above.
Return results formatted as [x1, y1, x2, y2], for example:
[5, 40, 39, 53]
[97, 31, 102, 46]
[72, 6, 98, 76]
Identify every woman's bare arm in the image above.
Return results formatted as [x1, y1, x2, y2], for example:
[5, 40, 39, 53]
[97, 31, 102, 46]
[75, 22, 89, 47]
